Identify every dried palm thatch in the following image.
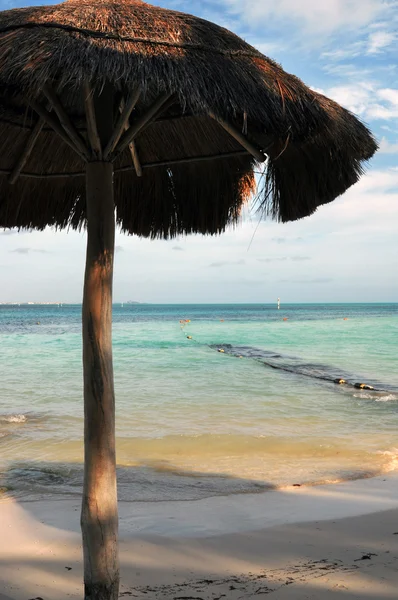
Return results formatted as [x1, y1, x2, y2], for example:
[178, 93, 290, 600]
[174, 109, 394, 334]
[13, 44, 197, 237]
[0, 0, 377, 237]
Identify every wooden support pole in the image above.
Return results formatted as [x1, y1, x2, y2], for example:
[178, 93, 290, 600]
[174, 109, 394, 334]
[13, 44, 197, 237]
[29, 98, 87, 161]
[112, 92, 174, 159]
[43, 84, 90, 160]
[82, 162, 118, 600]
[81, 83, 119, 600]
[8, 117, 44, 184]
[103, 86, 141, 159]
[209, 112, 266, 163]
[83, 81, 102, 159]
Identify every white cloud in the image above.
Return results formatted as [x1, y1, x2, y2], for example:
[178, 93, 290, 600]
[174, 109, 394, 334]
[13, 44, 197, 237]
[352, 168, 398, 194]
[209, 259, 245, 268]
[223, 0, 385, 34]
[321, 30, 396, 62]
[367, 105, 398, 119]
[367, 30, 396, 54]
[321, 42, 365, 61]
[378, 137, 398, 153]
[378, 88, 398, 106]
[360, 87, 398, 120]
[10, 247, 50, 254]
[380, 125, 398, 132]
[321, 64, 373, 79]
[316, 82, 376, 115]
[316, 82, 398, 123]
[252, 41, 285, 57]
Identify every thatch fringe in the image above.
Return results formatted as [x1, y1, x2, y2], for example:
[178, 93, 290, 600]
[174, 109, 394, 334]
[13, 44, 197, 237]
[0, 155, 255, 237]
[115, 156, 255, 238]
[258, 93, 378, 221]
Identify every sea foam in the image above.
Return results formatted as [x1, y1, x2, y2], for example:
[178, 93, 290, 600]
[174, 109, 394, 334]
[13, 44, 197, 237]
[354, 393, 397, 402]
[0, 414, 27, 423]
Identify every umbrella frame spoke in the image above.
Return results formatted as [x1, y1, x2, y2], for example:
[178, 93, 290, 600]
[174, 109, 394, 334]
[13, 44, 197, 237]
[29, 97, 87, 161]
[209, 112, 267, 163]
[83, 80, 102, 159]
[127, 138, 142, 176]
[103, 86, 141, 158]
[119, 96, 143, 177]
[43, 83, 90, 160]
[111, 91, 174, 160]
[8, 116, 44, 184]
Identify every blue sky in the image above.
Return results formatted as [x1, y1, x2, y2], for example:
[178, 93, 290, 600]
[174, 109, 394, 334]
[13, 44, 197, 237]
[1, 0, 397, 303]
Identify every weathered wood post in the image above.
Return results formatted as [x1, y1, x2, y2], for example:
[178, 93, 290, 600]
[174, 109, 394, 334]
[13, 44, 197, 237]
[81, 85, 119, 600]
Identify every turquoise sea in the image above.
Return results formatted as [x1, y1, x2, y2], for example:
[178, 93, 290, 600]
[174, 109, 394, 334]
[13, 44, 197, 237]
[0, 303, 397, 501]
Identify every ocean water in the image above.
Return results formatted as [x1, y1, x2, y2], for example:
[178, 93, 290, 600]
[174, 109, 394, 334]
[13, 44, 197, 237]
[0, 303, 397, 502]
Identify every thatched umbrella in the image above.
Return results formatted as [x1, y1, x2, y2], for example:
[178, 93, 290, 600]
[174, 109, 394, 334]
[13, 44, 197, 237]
[0, 0, 377, 598]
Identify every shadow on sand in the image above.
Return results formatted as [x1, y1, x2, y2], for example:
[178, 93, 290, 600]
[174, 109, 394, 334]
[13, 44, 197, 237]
[1, 461, 398, 599]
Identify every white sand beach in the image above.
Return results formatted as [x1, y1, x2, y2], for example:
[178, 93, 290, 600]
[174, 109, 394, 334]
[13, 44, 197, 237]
[1, 473, 398, 599]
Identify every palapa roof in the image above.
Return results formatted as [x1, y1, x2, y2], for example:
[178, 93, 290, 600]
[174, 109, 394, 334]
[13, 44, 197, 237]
[0, 0, 378, 238]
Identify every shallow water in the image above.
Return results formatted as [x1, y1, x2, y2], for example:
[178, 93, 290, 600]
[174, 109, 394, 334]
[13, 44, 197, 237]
[1, 303, 397, 501]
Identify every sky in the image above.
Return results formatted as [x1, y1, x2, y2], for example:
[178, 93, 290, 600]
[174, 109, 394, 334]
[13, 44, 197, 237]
[0, 0, 397, 304]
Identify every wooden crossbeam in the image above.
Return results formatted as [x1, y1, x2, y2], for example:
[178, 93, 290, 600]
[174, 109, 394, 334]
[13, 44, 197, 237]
[43, 84, 90, 160]
[1, 149, 250, 179]
[29, 98, 87, 161]
[103, 86, 141, 159]
[83, 81, 102, 159]
[209, 112, 267, 163]
[137, 149, 249, 171]
[113, 92, 174, 159]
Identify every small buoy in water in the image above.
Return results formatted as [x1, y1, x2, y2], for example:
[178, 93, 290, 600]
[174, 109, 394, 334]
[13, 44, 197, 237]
[220, 319, 224, 322]
[343, 318, 348, 320]
[334, 378, 346, 385]
[283, 317, 288, 321]
[354, 383, 374, 390]
[218, 349, 225, 353]
[187, 336, 192, 340]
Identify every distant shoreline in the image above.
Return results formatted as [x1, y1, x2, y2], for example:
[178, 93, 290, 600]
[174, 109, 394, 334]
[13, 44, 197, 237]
[0, 301, 397, 307]
[0, 301, 144, 306]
